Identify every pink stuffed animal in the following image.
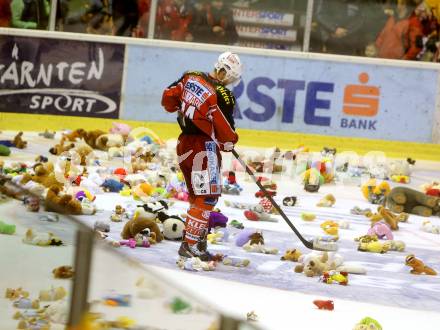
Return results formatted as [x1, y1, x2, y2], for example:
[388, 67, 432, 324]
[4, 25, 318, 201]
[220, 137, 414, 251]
[368, 221, 393, 240]
[110, 122, 132, 136]
[120, 238, 150, 248]
[176, 191, 189, 202]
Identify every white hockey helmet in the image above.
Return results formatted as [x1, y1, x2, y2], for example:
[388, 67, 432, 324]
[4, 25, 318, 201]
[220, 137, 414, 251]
[214, 51, 243, 85]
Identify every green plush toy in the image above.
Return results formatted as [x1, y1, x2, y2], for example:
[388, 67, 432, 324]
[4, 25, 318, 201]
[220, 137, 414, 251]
[0, 220, 16, 235]
[0, 144, 11, 156]
[170, 297, 191, 314]
[386, 186, 440, 217]
[353, 317, 382, 330]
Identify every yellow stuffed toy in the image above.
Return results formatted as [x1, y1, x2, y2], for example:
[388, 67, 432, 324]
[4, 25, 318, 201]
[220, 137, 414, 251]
[320, 220, 339, 237]
[361, 179, 390, 204]
[280, 249, 302, 262]
[358, 240, 389, 254]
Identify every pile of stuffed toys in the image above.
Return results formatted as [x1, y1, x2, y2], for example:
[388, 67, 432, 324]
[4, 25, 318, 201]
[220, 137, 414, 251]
[1, 124, 440, 329]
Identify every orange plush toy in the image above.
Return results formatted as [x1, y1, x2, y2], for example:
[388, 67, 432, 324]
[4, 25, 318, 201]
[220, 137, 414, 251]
[405, 254, 437, 275]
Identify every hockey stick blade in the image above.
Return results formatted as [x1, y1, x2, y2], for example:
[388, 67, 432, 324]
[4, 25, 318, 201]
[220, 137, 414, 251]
[232, 149, 338, 252]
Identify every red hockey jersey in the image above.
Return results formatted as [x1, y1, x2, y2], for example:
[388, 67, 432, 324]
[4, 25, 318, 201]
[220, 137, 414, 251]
[161, 71, 238, 150]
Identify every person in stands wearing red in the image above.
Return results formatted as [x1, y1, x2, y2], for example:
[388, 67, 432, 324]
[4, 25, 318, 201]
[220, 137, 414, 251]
[376, 0, 423, 60]
[161, 52, 243, 260]
[155, 0, 192, 41]
[0, 0, 11, 27]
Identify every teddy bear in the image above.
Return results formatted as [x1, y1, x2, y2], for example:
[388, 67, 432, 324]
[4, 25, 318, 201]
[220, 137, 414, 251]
[365, 206, 400, 231]
[73, 143, 94, 166]
[21, 162, 63, 189]
[110, 122, 132, 136]
[294, 252, 334, 277]
[49, 141, 75, 156]
[301, 213, 316, 221]
[316, 194, 336, 207]
[386, 186, 440, 217]
[222, 171, 243, 195]
[39, 286, 67, 301]
[5, 287, 29, 300]
[23, 228, 63, 246]
[45, 185, 83, 215]
[176, 257, 216, 271]
[320, 220, 339, 237]
[121, 211, 164, 243]
[160, 215, 185, 240]
[95, 134, 125, 151]
[61, 129, 87, 143]
[52, 266, 74, 279]
[421, 181, 440, 197]
[131, 156, 149, 173]
[280, 249, 302, 262]
[296, 251, 366, 276]
[38, 129, 56, 139]
[224, 200, 278, 222]
[320, 270, 348, 285]
[243, 231, 278, 254]
[368, 221, 393, 240]
[420, 220, 440, 234]
[383, 240, 406, 252]
[362, 179, 390, 205]
[12, 132, 27, 149]
[405, 254, 437, 275]
[83, 129, 107, 149]
[358, 240, 389, 253]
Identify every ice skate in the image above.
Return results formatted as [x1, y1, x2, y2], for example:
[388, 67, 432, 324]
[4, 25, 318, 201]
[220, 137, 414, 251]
[178, 230, 212, 262]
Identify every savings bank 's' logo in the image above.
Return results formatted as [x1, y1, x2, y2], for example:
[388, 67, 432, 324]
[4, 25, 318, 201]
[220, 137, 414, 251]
[341, 72, 380, 130]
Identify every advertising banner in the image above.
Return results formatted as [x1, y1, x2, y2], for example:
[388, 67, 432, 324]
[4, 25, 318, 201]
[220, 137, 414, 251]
[0, 35, 124, 119]
[232, 8, 295, 26]
[124, 46, 438, 143]
[236, 25, 297, 42]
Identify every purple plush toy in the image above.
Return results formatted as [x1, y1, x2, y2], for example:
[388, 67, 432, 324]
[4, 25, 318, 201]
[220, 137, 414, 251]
[368, 221, 394, 240]
[209, 211, 228, 232]
[235, 228, 256, 247]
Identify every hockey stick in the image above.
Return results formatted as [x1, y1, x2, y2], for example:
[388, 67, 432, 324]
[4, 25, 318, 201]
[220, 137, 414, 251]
[231, 149, 338, 251]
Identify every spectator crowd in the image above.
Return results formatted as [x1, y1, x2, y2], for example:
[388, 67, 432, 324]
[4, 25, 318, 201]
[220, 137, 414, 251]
[1, 0, 440, 62]
[312, 0, 440, 62]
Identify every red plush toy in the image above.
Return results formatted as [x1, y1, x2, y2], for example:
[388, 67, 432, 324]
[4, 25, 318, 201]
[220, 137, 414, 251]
[313, 300, 334, 311]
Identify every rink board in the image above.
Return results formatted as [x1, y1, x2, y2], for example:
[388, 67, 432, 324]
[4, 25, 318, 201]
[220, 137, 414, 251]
[0, 28, 440, 144]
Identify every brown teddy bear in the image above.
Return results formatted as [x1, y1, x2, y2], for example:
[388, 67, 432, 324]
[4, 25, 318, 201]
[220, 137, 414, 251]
[12, 132, 27, 149]
[386, 186, 440, 217]
[405, 254, 437, 275]
[294, 252, 331, 277]
[280, 249, 302, 262]
[52, 266, 74, 279]
[84, 130, 107, 149]
[121, 213, 164, 243]
[21, 163, 63, 189]
[49, 141, 75, 155]
[73, 143, 94, 166]
[95, 134, 125, 151]
[61, 129, 87, 143]
[45, 186, 82, 215]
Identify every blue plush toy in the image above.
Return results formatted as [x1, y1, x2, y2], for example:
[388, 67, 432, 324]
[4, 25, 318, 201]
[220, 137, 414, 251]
[101, 179, 124, 192]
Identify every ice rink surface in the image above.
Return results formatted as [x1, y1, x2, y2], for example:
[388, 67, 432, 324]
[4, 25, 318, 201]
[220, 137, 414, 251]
[1, 131, 440, 330]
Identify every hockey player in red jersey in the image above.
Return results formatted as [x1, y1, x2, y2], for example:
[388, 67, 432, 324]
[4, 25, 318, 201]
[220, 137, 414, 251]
[161, 52, 243, 260]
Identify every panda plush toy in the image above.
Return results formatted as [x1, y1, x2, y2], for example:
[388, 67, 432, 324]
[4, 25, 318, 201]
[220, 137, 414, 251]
[161, 215, 185, 240]
[135, 200, 169, 221]
[135, 201, 184, 240]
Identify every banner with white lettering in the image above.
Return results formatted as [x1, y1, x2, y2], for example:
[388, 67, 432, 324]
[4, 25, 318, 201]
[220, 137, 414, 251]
[0, 35, 124, 118]
[123, 45, 439, 143]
